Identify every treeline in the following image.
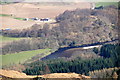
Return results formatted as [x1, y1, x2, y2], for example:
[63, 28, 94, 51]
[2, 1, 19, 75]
[23, 44, 120, 76]
[89, 67, 120, 78]
[23, 57, 115, 75]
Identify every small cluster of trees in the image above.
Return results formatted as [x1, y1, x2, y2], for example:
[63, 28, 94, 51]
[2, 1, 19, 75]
[89, 67, 120, 78]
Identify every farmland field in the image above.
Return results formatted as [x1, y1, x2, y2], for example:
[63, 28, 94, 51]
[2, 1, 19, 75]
[0, 14, 11, 17]
[0, 2, 92, 29]
[95, 2, 118, 7]
[0, 36, 28, 48]
[0, 36, 26, 42]
[0, 48, 51, 66]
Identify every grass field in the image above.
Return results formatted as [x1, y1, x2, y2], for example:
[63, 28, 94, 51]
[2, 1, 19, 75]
[13, 17, 25, 20]
[0, 14, 25, 21]
[0, 36, 26, 42]
[0, 48, 51, 66]
[0, 14, 11, 17]
[0, 36, 28, 48]
[95, 2, 118, 7]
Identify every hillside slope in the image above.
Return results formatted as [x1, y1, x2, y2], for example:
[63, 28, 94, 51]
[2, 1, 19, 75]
[0, 2, 91, 29]
[1, 6, 119, 55]
[0, 69, 90, 79]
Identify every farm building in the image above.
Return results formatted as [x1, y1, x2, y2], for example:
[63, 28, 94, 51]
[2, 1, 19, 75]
[0, 28, 11, 31]
[90, 3, 95, 9]
[23, 17, 56, 23]
[5, 28, 11, 30]
[95, 6, 104, 9]
[24, 18, 29, 21]
[30, 17, 39, 21]
[39, 18, 55, 23]
[40, 18, 49, 21]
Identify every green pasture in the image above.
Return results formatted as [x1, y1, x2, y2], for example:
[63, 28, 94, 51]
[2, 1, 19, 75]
[0, 36, 26, 42]
[0, 48, 51, 66]
[0, 14, 25, 21]
[95, 2, 118, 7]
[0, 14, 11, 17]
[13, 17, 25, 20]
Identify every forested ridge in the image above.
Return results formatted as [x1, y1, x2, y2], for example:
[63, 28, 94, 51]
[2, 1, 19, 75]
[23, 44, 120, 77]
[1, 6, 119, 55]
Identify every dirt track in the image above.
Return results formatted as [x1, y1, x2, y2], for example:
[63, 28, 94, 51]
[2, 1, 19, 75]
[0, 2, 92, 29]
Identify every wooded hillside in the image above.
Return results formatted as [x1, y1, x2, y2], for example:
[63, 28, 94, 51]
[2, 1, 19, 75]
[1, 6, 119, 55]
